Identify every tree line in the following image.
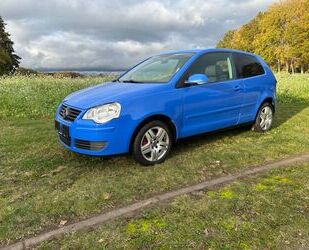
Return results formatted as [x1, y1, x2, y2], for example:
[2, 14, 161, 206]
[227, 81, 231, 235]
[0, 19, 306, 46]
[0, 16, 20, 76]
[217, 0, 309, 73]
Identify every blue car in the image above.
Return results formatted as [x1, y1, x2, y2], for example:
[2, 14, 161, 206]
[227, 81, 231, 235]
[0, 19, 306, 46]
[55, 48, 276, 165]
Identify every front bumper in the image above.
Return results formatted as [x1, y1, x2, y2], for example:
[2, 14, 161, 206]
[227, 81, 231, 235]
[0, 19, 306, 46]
[54, 105, 132, 156]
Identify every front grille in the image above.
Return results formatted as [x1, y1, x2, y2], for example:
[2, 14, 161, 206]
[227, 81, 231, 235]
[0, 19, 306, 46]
[59, 104, 81, 122]
[75, 139, 106, 151]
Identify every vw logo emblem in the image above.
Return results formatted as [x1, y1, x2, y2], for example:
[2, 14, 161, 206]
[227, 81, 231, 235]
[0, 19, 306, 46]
[64, 107, 70, 118]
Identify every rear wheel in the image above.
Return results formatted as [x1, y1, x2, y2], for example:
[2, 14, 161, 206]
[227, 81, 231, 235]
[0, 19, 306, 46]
[252, 102, 274, 132]
[132, 121, 172, 166]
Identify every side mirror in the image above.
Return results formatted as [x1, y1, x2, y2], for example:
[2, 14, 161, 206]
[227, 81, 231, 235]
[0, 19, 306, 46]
[185, 74, 209, 86]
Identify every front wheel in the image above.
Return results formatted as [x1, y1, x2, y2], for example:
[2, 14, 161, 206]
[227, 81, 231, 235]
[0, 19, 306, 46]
[252, 103, 274, 132]
[132, 121, 172, 166]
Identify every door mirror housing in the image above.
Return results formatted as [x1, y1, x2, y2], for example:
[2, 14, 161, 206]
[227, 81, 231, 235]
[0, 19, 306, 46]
[185, 74, 209, 86]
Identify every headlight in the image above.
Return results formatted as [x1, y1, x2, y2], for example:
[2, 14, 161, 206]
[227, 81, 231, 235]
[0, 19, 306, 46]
[82, 102, 121, 124]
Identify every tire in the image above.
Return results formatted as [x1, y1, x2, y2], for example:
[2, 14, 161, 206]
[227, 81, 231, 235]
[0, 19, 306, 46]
[132, 120, 173, 166]
[252, 102, 274, 132]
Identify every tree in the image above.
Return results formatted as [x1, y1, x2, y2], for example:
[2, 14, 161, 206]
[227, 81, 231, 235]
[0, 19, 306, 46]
[0, 16, 20, 75]
[236, 13, 264, 53]
[253, 2, 290, 72]
[285, 0, 309, 73]
[217, 30, 237, 49]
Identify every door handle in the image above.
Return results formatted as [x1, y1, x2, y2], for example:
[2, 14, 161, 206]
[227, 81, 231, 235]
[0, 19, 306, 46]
[233, 85, 242, 92]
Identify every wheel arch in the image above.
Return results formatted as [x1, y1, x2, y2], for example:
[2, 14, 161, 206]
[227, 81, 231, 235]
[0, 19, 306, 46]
[129, 114, 178, 153]
[254, 96, 276, 122]
[260, 97, 276, 113]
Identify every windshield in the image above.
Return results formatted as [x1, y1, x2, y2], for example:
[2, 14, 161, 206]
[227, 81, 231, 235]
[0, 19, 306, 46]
[118, 53, 194, 83]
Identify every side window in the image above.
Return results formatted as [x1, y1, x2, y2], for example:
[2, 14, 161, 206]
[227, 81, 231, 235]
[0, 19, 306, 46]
[186, 53, 235, 83]
[234, 53, 265, 78]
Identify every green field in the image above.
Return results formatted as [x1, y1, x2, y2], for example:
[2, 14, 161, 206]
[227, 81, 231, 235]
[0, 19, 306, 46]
[40, 164, 309, 249]
[1, 73, 309, 247]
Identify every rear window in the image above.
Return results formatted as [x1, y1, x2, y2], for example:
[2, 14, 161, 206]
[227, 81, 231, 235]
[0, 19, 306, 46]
[234, 53, 265, 78]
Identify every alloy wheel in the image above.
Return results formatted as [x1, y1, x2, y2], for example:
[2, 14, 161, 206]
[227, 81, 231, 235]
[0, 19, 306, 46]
[140, 126, 170, 162]
[259, 106, 273, 131]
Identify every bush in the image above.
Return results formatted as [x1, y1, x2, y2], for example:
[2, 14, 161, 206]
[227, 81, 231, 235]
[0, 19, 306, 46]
[50, 71, 83, 78]
[14, 67, 39, 76]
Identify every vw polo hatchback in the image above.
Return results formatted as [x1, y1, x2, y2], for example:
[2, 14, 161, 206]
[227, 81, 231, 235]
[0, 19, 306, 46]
[55, 48, 276, 165]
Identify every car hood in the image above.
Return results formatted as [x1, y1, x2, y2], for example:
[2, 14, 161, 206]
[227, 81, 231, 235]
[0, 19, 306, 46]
[63, 81, 168, 109]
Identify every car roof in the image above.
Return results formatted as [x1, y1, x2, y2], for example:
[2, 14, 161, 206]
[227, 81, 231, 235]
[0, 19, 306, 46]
[159, 48, 257, 57]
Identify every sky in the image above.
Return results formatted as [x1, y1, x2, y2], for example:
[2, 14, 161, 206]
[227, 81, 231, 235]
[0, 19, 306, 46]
[1, 0, 277, 70]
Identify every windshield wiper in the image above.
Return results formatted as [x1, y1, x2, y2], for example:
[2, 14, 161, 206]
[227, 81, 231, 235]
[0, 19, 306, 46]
[120, 79, 143, 83]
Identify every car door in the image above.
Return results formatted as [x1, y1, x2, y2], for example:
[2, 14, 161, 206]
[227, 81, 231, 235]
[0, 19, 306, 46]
[179, 52, 244, 138]
[233, 53, 266, 123]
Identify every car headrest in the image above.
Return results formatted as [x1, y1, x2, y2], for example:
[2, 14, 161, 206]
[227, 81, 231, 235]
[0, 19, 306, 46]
[205, 65, 217, 76]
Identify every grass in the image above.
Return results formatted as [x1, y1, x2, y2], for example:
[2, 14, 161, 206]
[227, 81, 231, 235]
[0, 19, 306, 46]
[39, 164, 309, 249]
[0, 73, 309, 245]
[0, 75, 115, 119]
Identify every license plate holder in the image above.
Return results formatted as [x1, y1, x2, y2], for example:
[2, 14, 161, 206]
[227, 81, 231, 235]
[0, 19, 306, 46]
[57, 123, 70, 139]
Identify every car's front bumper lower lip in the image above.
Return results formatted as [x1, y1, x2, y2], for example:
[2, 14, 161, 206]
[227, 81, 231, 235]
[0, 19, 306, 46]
[54, 115, 131, 156]
[55, 120, 107, 151]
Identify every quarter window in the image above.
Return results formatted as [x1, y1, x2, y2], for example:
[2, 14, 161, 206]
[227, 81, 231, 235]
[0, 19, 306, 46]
[234, 53, 265, 78]
[186, 53, 235, 83]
